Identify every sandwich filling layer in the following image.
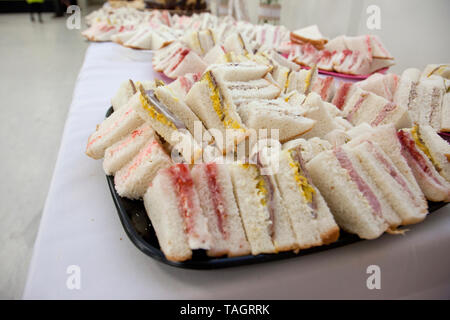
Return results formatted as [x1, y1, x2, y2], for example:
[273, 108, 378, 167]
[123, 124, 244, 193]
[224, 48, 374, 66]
[334, 147, 382, 218]
[205, 163, 228, 239]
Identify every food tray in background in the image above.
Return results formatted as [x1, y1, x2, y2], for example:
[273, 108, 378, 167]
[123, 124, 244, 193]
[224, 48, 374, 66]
[105, 107, 447, 269]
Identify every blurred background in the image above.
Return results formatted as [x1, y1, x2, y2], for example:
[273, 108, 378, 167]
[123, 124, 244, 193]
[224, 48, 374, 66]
[0, 0, 448, 299]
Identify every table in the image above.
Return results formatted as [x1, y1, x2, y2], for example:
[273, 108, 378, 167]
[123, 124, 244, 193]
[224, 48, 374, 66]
[23, 42, 450, 299]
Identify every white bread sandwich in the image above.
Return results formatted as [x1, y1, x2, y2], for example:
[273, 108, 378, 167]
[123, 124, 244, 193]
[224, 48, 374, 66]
[191, 162, 251, 257]
[103, 123, 155, 175]
[350, 140, 427, 225]
[333, 50, 371, 75]
[123, 26, 153, 50]
[86, 101, 144, 160]
[331, 81, 355, 110]
[369, 35, 394, 60]
[131, 85, 203, 163]
[421, 64, 450, 79]
[166, 73, 202, 99]
[343, 87, 410, 128]
[111, 29, 137, 46]
[152, 41, 207, 79]
[228, 162, 297, 254]
[282, 137, 331, 163]
[441, 92, 450, 132]
[238, 99, 315, 142]
[144, 164, 211, 262]
[397, 125, 450, 202]
[284, 65, 318, 95]
[274, 148, 340, 248]
[357, 73, 399, 101]
[306, 145, 401, 239]
[393, 68, 421, 122]
[185, 67, 255, 154]
[415, 76, 446, 130]
[290, 25, 328, 50]
[184, 29, 216, 56]
[225, 75, 282, 106]
[150, 26, 178, 50]
[111, 79, 155, 111]
[311, 76, 335, 102]
[301, 92, 339, 139]
[114, 136, 173, 199]
[203, 45, 227, 65]
[223, 32, 255, 56]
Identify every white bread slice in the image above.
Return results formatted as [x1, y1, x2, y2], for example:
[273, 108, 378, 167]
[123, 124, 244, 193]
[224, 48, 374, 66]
[306, 147, 398, 239]
[285, 66, 318, 95]
[209, 62, 271, 82]
[275, 149, 339, 248]
[282, 137, 331, 163]
[86, 103, 144, 160]
[114, 137, 172, 199]
[184, 29, 216, 56]
[144, 175, 192, 262]
[416, 76, 445, 130]
[357, 73, 399, 101]
[343, 88, 409, 129]
[155, 85, 213, 144]
[367, 57, 395, 74]
[351, 141, 427, 225]
[103, 123, 155, 175]
[397, 128, 450, 202]
[164, 49, 207, 79]
[369, 35, 393, 60]
[418, 125, 450, 182]
[347, 124, 424, 197]
[150, 27, 177, 50]
[290, 25, 328, 49]
[203, 45, 226, 65]
[333, 50, 371, 75]
[223, 32, 255, 56]
[185, 70, 249, 154]
[301, 92, 339, 139]
[344, 35, 372, 61]
[421, 64, 450, 79]
[111, 30, 136, 45]
[191, 163, 251, 257]
[131, 89, 203, 163]
[282, 90, 306, 106]
[441, 93, 450, 132]
[331, 81, 355, 111]
[238, 100, 315, 142]
[393, 68, 421, 123]
[166, 73, 201, 99]
[225, 77, 281, 103]
[311, 76, 335, 102]
[123, 27, 153, 50]
[323, 129, 351, 147]
[229, 164, 276, 255]
[325, 35, 346, 51]
[111, 80, 155, 111]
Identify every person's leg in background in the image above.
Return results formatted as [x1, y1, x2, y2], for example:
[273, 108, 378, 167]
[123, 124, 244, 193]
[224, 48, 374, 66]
[28, 1, 35, 22]
[36, 2, 43, 23]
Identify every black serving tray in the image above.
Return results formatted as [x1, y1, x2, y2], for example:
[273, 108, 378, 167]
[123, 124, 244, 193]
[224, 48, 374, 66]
[105, 107, 448, 269]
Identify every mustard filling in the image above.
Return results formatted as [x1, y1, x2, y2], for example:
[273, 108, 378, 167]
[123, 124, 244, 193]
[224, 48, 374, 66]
[411, 125, 441, 172]
[139, 94, 176, 130]
[287, 150, 315, 203]
[240, 164, 267, 206]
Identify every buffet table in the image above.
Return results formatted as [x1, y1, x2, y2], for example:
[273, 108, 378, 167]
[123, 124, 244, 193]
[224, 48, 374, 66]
[23, 42, 450, 299]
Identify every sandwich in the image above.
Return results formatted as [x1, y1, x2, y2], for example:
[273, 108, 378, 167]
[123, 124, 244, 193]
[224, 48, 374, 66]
[393, 68, 421, 122]
[414, 76, 446, 130]
[290, 25, 328, 50]
[357, 73, 399, 101]
[311, 76, 335, 102]
[442, 92, 450, 132]
[282, 137, 331, 163]
[191, 162, 251, 257]
[238, 99, 315, 142]
[111, 79, 155, 111]
[331, 81, 355, 110]
[228, 161, 298, 254]
[274, 147, 340, 248]
[397, 125, 450, 202]
[86, 100, 144, 160]
[144, 164, 211, 262]
[350, 140, 428, 225]
[114, 136, 173, 199]
[103, 123, 155, 175]
[131, 84, 203, 163]
[343, 87, 410, 128]
[186, 64, 270, 154]
[421, 64, 450, 79]
[306, 145, 401, 239]
[123, 26, 153, 50]
[223, 32, 255, 56]
[183, 29, 216, 56]
[150, 26, 178, 50]
[284, 65, 318, 95]
[166, 73, 202, 99]
[300, 92, 339, 139]
[152, 41, 207, 79]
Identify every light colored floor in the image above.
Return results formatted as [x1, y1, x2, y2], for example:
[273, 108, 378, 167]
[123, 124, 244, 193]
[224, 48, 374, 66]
[0, 12, 89, 299]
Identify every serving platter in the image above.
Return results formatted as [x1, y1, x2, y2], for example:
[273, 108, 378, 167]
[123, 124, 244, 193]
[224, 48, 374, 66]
[105, 107, 448, 269]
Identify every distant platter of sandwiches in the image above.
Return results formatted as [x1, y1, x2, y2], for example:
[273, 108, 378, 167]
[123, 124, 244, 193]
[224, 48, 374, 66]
[82, 7, 394, 77]
[85, 57, 450, 264]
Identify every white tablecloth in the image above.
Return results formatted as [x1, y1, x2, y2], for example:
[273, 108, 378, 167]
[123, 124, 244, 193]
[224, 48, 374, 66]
[24, 42, 450, 299]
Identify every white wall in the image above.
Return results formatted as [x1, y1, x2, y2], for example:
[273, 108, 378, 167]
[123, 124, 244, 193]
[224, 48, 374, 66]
[243, 0, 450, 73]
